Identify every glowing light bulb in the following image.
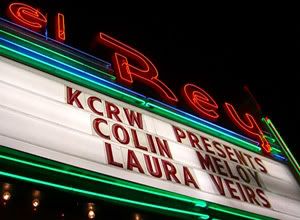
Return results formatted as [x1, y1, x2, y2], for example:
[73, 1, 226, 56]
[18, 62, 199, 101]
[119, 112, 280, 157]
[2, 191, 11, 201]
[32, 198, 40, 208]
[88, 210, 95, 219]
[134, 213, 141, 220]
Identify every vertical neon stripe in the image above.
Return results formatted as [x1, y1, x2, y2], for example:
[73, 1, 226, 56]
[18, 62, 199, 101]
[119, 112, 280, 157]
[56, 13, 66, 42]
[263, 117, 300, 176]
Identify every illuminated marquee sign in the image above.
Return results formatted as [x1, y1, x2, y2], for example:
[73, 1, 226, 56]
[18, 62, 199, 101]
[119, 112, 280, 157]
[2, 1, 270, 153]
[0, 57, 299, 219]
[1, 2, 300, 219]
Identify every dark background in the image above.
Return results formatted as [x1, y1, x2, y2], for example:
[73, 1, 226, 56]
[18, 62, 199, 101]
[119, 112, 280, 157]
[1, 1, 298, 161]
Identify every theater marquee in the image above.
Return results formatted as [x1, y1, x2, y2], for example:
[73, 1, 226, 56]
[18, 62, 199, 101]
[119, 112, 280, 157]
[1, 57, 299, 220]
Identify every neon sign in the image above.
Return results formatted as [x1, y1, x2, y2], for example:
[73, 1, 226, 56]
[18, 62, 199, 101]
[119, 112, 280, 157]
[98, 33, 178, 104]
[8, 2, 47, 31]
[224, 103, 271, 153]
[7, 2, 65, 42]
[2, 1, 270, 153]
[55, 13, 65, 42]
[183, 83, 220, 121]
[97, 33, 271, 153]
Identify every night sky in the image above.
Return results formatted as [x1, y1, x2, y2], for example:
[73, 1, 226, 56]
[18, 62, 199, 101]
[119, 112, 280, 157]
[1, 1, 298, 161]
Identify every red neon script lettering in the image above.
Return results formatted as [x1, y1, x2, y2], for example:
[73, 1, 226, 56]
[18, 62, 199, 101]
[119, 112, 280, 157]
[8, 2, 47, 31]
[98, 33, 178, 104]
[183, 83, 219, 121]
[224, 103, 271, 153]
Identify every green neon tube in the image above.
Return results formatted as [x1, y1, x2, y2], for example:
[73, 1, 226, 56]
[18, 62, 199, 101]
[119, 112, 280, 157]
[209, 204, 274, 220]
[264, 135, 276, 143]
[269, 146, 282, 154]
[0, 152, 206, 207]
[0, 29, 115, 80]
[263, 118, 300, 176]
[0, 170, 209, 219]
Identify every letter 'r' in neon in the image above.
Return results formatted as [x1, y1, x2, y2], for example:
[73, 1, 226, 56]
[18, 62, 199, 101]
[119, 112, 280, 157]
[98, 33, 178, 104]
[224, 103, 271, 153]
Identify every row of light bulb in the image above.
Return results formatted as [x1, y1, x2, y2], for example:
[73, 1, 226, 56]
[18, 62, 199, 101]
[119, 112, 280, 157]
[2, 183, 143, 220]
[2, 190, 94, 218]
[2, 189, 40, 208]
[3, 191, 11, 201]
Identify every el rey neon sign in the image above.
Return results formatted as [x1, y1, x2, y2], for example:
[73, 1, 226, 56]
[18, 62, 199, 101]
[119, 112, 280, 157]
[4, 2, 271, 153]
[97, 33, 270, 153]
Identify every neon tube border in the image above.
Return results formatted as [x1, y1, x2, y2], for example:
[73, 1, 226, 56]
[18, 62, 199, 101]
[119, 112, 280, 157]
[0, 27, 286, 161]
